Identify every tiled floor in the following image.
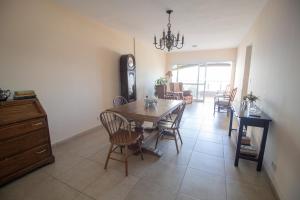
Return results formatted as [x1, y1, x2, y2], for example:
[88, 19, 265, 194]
[0, 100, 276, 200]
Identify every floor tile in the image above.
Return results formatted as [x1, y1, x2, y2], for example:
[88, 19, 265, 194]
[224, 159, 270, 187]
[125, 177, 177, 200]
[140, 161, 187, 192]
[226, 178, 275, 200]
[176, 193, 201, 200]
[54, 158, 106, 191]
[180, 168, 226, 200]
[197, 132, 223, 144]
[83, 169, 139, 200]
[28, 176, 80, 200]
[194, 140, 224, 157]
[189, 152, 225, 176]
[0, 169, 49, 200]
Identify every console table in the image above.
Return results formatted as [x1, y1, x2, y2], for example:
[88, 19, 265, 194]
[228, 102, 272, 171]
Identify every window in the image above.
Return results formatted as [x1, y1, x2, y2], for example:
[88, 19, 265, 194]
[170, 62, 232, 101]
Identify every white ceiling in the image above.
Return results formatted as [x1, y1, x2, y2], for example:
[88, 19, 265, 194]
[55, 0, 267, 52]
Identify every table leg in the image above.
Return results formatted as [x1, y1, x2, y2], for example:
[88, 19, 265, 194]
[257, 123, 269, 171]
[228, 107, 233, 136]
[234, 120, 244, 167]
[132, 120, 163, 157]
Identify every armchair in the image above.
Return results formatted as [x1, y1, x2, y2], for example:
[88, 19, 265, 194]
[168, 82, 193, 104]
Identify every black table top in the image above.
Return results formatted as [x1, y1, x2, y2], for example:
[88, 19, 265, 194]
[232, 101, 272, 122]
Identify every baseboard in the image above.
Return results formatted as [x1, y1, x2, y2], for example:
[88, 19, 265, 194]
[52, 125, 103, 147]
[263, 165, 281, 200]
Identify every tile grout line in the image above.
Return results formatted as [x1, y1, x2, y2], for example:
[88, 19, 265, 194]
[174, 126, 201, 199]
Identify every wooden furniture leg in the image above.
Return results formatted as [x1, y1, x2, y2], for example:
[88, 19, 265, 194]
[257, 123, 269, 171]
[174, 130, 179, 154]
[104, 143, 113, 169]
[235, 120, 244, 167]
[228, 107, 234, 136]
[125, 145, 128, 176]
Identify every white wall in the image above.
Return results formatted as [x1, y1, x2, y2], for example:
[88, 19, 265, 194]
[234, 0, 300, 199]
[0, 0, 166, 143]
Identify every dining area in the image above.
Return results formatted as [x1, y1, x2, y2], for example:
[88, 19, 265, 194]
[0, 96, 276, 200]
[101, 96, 185, 176]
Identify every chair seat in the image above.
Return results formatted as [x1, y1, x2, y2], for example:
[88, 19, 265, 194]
[110, 129, 142, 145]
[216, 100, 230, 106]
[158, 120, 174, 129]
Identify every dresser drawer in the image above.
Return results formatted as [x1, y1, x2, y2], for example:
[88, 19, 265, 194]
[0, 144, 51, 178]
[0, 128, 49, 160]
[0, 118, 46, 141]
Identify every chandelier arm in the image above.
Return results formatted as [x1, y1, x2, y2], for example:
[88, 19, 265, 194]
[175, 42, 184, 49]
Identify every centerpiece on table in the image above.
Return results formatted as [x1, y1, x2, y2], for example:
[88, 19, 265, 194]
[243, 91, 259, 112]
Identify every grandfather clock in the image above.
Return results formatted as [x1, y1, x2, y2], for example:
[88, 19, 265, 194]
[120, 54, 137, 102]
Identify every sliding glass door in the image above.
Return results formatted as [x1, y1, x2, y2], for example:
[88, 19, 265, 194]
[172, 64, 207, 102]
[172, 62, 232, 102]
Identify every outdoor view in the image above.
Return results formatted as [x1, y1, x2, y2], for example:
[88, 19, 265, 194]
[172, 62, 232, 101]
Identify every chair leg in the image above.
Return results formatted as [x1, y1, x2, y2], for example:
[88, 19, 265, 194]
[124, 145, 128, 176]
[120, 145, 123, 154]
[138, 139, 144, 160]
[177, 129, 183, 144]
[174, 130, 179, 154]
[155, 132, 160, 149]
[104, 143, 113, 169]
[213, 103, 216, 116]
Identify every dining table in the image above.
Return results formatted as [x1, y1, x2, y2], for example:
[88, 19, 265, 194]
[107, 99, 183, 157]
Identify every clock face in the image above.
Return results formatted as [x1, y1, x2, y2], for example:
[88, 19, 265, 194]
[128, 56, 135, 70]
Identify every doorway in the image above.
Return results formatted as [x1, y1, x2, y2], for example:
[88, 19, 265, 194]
[172, 62, 232, 102]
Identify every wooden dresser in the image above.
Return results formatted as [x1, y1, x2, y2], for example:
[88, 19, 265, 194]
[0, 98, 54, 186]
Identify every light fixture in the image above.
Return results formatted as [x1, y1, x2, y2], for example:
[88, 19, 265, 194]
[154, 10, 184, 52]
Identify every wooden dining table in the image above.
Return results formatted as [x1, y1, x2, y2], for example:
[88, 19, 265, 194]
[107, 99, 183, 157]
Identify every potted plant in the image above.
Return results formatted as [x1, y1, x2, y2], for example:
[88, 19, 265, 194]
[154, 77, 168, 98]
[243, 91, 259, 109]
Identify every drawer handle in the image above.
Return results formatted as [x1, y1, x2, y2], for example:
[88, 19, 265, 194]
[32, 122, 43, 126]
[36, 149, 47, 154]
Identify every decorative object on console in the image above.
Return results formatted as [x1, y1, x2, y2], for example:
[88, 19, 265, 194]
[13, 90, 36, 100]
[120, 54, 137, 102]
[243, 91, 259, 110]
[0, 88, 11, 101]
[153, 10, 184, 52]
[0, 98, 55, 186]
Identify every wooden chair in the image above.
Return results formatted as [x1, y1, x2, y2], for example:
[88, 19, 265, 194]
[214, 88, 237, 116]
[215, 84, 231, 98]
[100, 111, 143, 176]
[155, 103, 186, 153]
[113, 96, 128, 106]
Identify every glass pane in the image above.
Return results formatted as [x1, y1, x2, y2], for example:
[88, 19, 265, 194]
[197, 84, 205, 101]
[198, 67, 206, 83]
[205, 66, 231, 93]
[182, 84, 197, 99]
[178, 65, 198, 83]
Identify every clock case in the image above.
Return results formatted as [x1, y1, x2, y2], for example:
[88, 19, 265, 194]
[120, 54, 137, 102]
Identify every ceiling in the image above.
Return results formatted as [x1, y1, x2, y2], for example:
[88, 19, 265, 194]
[55, 0, 267, 52]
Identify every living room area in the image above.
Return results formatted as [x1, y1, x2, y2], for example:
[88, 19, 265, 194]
[1, 0, 300, 200]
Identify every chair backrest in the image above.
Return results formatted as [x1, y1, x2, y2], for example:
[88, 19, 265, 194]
[172, 102, 186, 129]
[224, 85, 231, 95]
[229, 88, 238, 102]
[113, 96, 128, 106]
[170, 82, 183, 92]
[100, 111, 131, 140]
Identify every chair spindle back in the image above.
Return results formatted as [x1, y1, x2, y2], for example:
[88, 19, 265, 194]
[100, 111, 131, 139]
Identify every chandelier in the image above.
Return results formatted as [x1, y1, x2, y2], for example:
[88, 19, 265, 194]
[154, 10, 184, 52]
